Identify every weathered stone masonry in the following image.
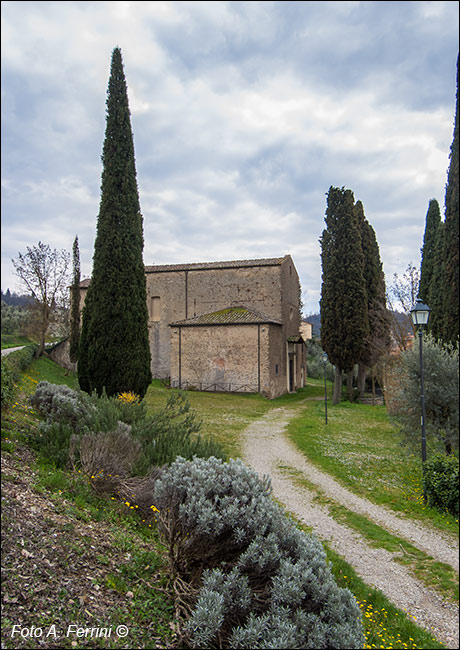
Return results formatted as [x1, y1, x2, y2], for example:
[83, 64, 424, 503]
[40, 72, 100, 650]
[78, 255, 306, 399]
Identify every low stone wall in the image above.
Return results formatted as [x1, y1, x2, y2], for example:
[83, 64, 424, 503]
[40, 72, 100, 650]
[46, 339, 76, 373]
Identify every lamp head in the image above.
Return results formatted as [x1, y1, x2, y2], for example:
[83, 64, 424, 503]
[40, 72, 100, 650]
[410, 298, 431, 328]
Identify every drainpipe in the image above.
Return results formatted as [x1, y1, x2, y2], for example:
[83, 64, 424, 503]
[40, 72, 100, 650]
[178, 327, 182, 389]
[258, 325, 261, 393]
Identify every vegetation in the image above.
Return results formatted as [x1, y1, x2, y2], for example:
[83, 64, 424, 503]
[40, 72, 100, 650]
[354, 200, 390, 396]
[387, 334, 459, 456]
[69, 235, 80, 363]
[439, 54, 459, 347]
[78, 47, 151, 398]
[11, 241, 70, 355]
[1, 356, 457, 649]
[287, 381, 459, 533]
[423, 454, 459, 517]
[320, 187, 374, 404]
[154, 456, 364, 649]
[419, 199, 442, 305]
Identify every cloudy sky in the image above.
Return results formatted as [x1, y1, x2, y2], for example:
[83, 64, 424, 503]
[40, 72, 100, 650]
[1, 1, 458, 314]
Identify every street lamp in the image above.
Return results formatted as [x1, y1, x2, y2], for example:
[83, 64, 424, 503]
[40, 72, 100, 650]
[410, 298, 431, 463]
[322, 351, 328, 424]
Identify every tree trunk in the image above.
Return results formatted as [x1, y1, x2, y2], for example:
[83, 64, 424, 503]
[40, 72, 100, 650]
[346, 371, 354, 402]
[357, 364, 366, 397]
[333, 366, 342, 404]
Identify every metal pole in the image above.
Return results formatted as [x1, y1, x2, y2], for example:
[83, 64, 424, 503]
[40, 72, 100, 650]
[419, 328, 427, 463]
[324, 360, 328, 424]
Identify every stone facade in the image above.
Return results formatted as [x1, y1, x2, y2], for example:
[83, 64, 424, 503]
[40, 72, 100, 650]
[78, 255, 306, 399]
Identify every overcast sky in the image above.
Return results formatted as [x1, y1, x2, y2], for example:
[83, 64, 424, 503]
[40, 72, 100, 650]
[1, 1, 458, 314]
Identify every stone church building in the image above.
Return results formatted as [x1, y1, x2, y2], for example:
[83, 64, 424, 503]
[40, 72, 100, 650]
[78, 254, 306, 399]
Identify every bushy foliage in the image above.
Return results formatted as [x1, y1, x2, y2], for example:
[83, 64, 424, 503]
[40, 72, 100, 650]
[423, 453, 459, 517]
[388, 335, 459, 455]
[1, 344, 38, 410]
[29, 382, 225, 471]
[153, 456, 364, 649]
[76, 423, 142, 481]
[131, 392, 225, 473]
[306, 339, 335, 381]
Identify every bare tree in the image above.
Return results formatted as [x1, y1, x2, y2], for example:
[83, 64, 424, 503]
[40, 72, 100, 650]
[386, 262, 420, 351]
[12, 241, 70, 355]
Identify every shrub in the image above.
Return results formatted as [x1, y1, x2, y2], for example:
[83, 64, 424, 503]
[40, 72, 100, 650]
[423, 453, 459, 517]
[30, 381, 96, 433]
[31, 421, 76, 469]
[76, 423, 142, 482]
[153, 456, 364, 649]
[1, 343, 38, 410]
[29, 383, 225, 473]
[131, 392, 226, 473]
[388, 335, 459, 455]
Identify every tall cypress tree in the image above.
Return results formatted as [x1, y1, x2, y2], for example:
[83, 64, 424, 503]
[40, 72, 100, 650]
[78, 47, 151, 397]
[69, 235, 81, 363]
[428, 222, 446, 341]
[441, 53, 459, 345]
[419, 199, 441, 304]
[354, 201, 389, 395]
[320, 187, 369, 403]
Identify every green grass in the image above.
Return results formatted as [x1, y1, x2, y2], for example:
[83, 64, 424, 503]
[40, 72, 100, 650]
[143, 378, 311, 458]
[1, 334, 32, 349]
[280, 464, 458, 603]
[286, 384, 459, 535]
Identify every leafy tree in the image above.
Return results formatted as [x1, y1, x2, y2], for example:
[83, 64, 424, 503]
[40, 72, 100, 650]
[11, 241, 70, 355]
[69, 236, 81, 363]
[388, 335, 458, 456]
[320, 187, 369, 403]
[78, 47, 151, 397]
[419, 199, 441, 304]
[441, 54, 459, 346]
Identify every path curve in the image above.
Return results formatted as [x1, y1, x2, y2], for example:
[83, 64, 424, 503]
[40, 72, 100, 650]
[241, 407, 459, 649]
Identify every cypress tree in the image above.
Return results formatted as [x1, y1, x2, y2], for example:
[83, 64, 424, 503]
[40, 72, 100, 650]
[320, 187, 369, 403]
[354, 201, 389, 395]
[69, 235, 81, 363]
[428, 222, 446, 341]
[419, 199, 441, 304]
[441, 53, 459, 345]
[78, 47, 152, 397]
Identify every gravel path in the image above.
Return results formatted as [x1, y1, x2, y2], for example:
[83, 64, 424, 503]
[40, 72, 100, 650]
[241, 406, 459, 649]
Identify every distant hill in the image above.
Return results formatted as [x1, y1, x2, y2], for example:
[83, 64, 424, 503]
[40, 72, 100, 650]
[304, 311, 412, 340]
[303, 313, 321, 337]
[1, 290, 35, 308]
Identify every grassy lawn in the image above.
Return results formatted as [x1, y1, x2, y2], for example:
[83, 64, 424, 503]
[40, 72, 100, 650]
[1, 334, 32, 349]
[286, 379, 459, 536]
[143, 378, 311, 458]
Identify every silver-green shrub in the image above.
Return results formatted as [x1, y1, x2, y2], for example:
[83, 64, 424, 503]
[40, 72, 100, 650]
[153, 456, 364, 649]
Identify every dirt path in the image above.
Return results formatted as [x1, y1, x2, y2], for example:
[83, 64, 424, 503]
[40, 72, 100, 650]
[241, 406, 459, 649]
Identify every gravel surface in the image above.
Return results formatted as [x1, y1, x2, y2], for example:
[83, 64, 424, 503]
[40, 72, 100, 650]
[242, 406, 459, 649]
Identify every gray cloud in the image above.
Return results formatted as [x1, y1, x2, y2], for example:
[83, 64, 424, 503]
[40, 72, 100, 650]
[1, 1, 458, 314]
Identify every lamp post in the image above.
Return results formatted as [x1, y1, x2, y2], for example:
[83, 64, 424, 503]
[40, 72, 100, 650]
[410, 298, 431, 463]
[322, 352, 328, 424]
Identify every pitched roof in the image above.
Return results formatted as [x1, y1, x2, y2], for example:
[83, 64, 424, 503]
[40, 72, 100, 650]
[80, 256, 290, 286]
[170, 306, 282, 327]
[145, 256, 286, 274]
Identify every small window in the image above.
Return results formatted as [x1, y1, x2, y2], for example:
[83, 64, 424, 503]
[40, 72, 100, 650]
[275, 364, 279, 375]
[150, 296, 161, 321]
